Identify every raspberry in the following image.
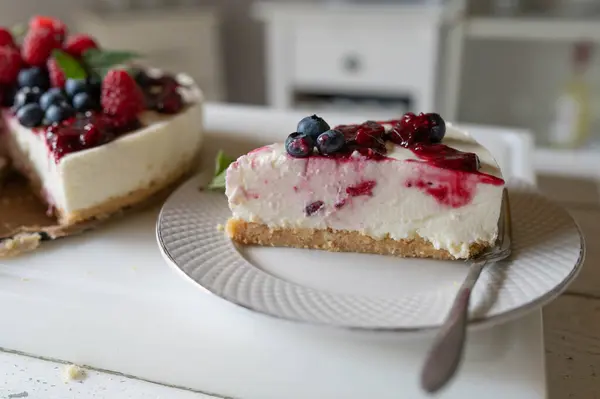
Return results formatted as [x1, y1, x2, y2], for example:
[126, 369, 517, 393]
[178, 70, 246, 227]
[47, 57, 65, 88]
[29, 16, 67, 43]
[64, 34, 99, 58]
[22, 28, 60, 67]
[0, 45, 22, 84]
[0, 28, 15, 48]
[101, 69, 145, 120]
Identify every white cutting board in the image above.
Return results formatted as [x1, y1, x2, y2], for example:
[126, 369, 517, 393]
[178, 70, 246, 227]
[0, 104, 545, 399]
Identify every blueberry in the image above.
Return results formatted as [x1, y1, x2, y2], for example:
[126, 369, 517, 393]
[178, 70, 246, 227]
[72, 92, 98, 112]
[40, 88, 67, 111]
[18, 67, 50, 90]
[427, 113, 446, 143]
[87, 75, 102, 99]
[285, 132, 314, 158]
[16, 103, 44, 127]
[13, 87, 42, 110]
[297, 115, 330, 141]
[65, 79, 89, 98]
[316, 129, 345, 155]
[1, 85, 17, 107]
[45, 102, 75, 124]
[132, 68, 152, 88]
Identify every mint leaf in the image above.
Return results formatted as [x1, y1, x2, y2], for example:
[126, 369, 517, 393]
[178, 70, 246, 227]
[214, 150, 234, 176]
[52, 49, 87, 80]
[10, 24, 26, 39]
[207, 151, 234, 190]
[84, 49, 142, 70]
[207, 171, 227, 190]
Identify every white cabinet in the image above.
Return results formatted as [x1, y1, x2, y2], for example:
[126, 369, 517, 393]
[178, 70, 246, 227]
[254, 3, 451, 118]
[75, 8, 225, 102]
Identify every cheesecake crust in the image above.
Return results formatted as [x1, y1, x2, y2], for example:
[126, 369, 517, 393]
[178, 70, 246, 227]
[226, 219, 489, 260]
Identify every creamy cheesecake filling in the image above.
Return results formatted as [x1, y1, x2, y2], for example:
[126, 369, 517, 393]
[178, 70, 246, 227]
[226, 126, 504, 259]
[2, 73, 203, 223]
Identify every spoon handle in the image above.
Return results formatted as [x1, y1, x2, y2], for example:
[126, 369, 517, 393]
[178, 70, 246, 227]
[420, 261, 487, 393]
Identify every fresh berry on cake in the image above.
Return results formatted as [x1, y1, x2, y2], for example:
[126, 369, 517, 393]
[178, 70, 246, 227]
[224, 113, 505, 260]
[0, 16, 203, 226]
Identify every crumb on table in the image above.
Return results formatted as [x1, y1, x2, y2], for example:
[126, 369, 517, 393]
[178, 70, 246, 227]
[62, 364, 87, 382]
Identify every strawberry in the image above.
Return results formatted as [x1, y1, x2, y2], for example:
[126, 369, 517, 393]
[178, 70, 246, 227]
[101, 69, 145, 120]
[0, 28, 15, 48]
[0, 45, 22, 84]
[47, 57, 65, 88]
[29, 16, 67, 43]
[64, 34, 98, 58]
[21, 28, 60, 67]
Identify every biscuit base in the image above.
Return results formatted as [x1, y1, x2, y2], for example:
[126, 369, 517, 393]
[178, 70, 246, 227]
[226, 219, 489, 260]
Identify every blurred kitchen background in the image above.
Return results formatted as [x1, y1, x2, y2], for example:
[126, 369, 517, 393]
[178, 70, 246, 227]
[2, 0, 600, 199]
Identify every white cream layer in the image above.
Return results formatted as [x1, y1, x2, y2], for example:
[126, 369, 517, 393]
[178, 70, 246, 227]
[5, 73, 203, 219]
[225, 125, 505, 258]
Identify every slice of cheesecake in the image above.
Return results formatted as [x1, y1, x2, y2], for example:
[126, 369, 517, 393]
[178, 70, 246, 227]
[225, 113, 505, 260]
[0, 71, 203, 226]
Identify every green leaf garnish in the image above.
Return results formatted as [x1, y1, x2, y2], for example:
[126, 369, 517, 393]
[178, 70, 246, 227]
[10, 24, 26, 39]
[84, 49, 142, 70]
[207, 150, 234, 190]
[52, 49, 87, 80]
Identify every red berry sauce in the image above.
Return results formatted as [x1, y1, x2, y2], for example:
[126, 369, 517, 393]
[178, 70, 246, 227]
[45, 112, 141, 162]
[304, 114, 504, 208]
[139, 75, 184, 115]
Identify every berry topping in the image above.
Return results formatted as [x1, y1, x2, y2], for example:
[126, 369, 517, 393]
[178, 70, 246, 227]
[64, 34, 99, 58]
[72, 92, 98, 112]
[297, 114, 330, 141]
[45, 102, 75, 123]
[39, 87, 66, 110]
[285, 132, 313, 158]
[305, 201, 324, 216]
[155, 90, 183, 114]
[101, 69, 144, 120]
[29, 16, 67, 43]
[18, 67, 50, 90]
[0, 28, 15, 48]
[21, 28, 60, 67]
[355, 121, 385, 147]
[47, 57, 66, 88]
[87, 75, 102, 99]
[387, 112, 431, 147]
[132, 68, 152, 88]
[17, 103, 44, 127]
[0, 46, 22, 85]
[13, 87, 42, 109]
[427, 113, 446, 143]
[316, 129, 345, 155]
[65, 78, 88, 98]
[0, 85, 16, 107]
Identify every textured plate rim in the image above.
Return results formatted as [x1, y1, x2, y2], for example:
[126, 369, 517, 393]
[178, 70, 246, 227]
[156, 176, 586, 333]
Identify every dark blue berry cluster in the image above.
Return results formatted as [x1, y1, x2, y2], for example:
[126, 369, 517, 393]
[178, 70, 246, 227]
[285, 115, 345, 158]
[13, 67, 100, 128]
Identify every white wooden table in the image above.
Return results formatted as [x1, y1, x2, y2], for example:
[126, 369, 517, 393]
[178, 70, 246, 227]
[0, 103, 591, 399]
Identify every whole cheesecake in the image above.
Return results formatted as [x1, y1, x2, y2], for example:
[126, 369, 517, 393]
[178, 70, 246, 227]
[0, 17, 203, 226]
[225, 114, 505, 260]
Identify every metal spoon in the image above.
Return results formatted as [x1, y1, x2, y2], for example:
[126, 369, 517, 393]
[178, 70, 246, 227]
[420, 190, 512, 394]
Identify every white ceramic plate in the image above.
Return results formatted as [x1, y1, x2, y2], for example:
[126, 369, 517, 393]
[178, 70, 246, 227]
[157, 176, 584, 331]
